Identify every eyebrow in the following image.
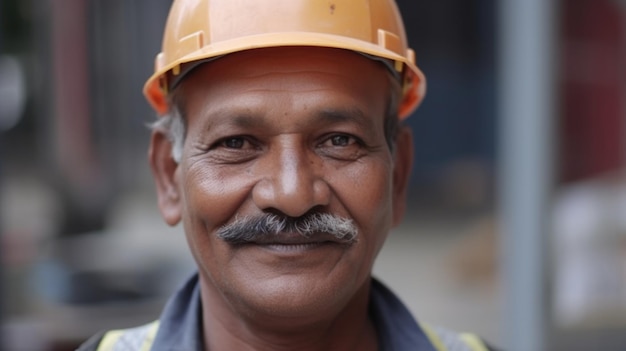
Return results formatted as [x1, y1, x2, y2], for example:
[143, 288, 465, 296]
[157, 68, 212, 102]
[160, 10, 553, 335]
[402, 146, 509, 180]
[230, 114, 268, 129]
[202, 106, 374, 131]
[316, 107, 374, 130]
[202, 111, 268, 131]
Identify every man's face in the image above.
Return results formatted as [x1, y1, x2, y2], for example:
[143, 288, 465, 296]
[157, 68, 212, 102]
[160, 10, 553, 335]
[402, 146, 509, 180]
[150, 47, 413, 321]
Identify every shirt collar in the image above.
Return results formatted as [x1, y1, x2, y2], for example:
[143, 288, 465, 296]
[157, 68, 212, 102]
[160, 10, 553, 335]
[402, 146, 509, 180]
[152, 273, 434, 351]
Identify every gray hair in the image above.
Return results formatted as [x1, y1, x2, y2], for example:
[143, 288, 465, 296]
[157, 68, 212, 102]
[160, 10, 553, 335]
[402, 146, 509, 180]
[217, 212, 359, 244]
[149, 104, 186, 163]
[149, 72, 402, 163]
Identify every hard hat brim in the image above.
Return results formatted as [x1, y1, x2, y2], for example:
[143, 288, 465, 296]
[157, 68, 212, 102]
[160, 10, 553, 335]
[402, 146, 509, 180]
[144, 32, 426, 118]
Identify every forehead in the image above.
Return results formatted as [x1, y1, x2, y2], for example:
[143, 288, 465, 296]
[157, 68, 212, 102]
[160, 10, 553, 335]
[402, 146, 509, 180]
[175, 47, 391, 117]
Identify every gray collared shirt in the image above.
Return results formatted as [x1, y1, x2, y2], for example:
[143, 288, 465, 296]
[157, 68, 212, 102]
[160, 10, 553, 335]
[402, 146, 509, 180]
[148, 273, 436, 351]
[78, 273, 497, 350]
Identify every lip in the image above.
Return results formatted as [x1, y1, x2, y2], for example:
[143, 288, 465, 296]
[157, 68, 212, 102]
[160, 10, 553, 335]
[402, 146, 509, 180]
[259, 242, 332, 253]
[247, 232, 350, 246]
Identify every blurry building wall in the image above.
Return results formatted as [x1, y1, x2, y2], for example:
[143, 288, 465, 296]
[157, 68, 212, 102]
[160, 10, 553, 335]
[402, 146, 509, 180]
[398, 0, 497, 212]
[34, 0, 171, 238]
[550, 1, 626, 349]
[559, 0, 625, 182]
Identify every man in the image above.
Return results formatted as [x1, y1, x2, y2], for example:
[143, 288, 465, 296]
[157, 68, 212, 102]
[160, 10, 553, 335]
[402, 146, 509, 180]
[80, 0, 497, 350]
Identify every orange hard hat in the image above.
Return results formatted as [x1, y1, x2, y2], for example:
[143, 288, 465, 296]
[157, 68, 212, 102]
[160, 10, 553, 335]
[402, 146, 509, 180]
[144, 0, 426, 119]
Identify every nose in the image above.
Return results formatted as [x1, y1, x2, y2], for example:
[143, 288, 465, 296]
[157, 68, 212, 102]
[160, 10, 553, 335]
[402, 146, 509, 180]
[252, 141, 331, 217]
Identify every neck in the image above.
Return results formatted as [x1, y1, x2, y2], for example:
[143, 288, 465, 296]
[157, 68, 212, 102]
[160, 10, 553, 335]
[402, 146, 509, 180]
[199, 277, 378, 351]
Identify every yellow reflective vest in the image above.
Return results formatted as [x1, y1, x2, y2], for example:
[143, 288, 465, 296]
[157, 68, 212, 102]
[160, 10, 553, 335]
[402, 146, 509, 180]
[88, 320, 493, 351]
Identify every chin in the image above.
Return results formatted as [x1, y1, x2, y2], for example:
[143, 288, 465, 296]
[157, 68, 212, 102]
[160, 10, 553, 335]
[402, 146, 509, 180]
[228, 270, 364, 321]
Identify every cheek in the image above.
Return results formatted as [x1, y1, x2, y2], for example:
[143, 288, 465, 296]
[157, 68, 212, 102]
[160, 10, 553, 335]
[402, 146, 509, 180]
[179, 162, 254, 262]
[328, 160, 393, 286]
[333, 159, 394, 248]
[182, 162, 252, 220]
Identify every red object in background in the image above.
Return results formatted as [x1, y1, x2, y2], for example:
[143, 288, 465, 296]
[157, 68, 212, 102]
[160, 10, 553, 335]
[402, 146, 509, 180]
[559, 0, 625, 183]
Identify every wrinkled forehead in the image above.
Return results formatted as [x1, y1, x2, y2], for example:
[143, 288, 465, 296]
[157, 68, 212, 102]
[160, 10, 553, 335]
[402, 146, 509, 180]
[169, 46, 400, 92]
[169, 46, 395, 109]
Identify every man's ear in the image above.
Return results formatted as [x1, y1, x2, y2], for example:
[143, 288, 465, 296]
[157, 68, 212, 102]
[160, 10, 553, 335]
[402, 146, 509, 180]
[149, 131, 182, 226]
[391, 125, 414, 227]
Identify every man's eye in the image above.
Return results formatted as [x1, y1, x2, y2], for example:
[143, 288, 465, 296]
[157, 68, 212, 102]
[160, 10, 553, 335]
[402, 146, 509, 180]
[329, 135, 354, 147]
[221, 137, 246, 149]
[318, 133, 366, 161]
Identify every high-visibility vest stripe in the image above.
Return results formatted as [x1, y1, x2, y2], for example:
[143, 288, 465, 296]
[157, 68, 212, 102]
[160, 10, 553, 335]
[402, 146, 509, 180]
[96, 321, 159, 351]
[97, 330, 125, 351]
[421, 323, 449, 351]
[421, 322, 491, 351]
[141, 322, 159, 351]
[94, 320, 489, 351]
[460, 333, 490, 351]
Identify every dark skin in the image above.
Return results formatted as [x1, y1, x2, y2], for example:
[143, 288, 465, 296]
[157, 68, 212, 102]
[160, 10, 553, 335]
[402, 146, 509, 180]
[149, 47, 414, 351]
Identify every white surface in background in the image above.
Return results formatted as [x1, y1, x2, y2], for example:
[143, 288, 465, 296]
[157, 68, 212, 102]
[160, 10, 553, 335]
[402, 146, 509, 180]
[0, 55, 26, 131]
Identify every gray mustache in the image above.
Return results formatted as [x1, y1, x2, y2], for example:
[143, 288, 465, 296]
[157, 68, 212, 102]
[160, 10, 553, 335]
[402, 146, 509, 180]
[217, 213, 358, 244]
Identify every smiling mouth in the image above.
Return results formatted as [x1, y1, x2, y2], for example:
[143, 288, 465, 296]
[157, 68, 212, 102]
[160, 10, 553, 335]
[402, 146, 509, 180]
[240, 232, 353, 251]
[261, 242, 333, 252]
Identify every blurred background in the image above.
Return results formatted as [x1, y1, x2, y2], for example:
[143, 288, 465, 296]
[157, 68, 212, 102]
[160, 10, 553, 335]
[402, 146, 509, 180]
[0, 0, 624, 350]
